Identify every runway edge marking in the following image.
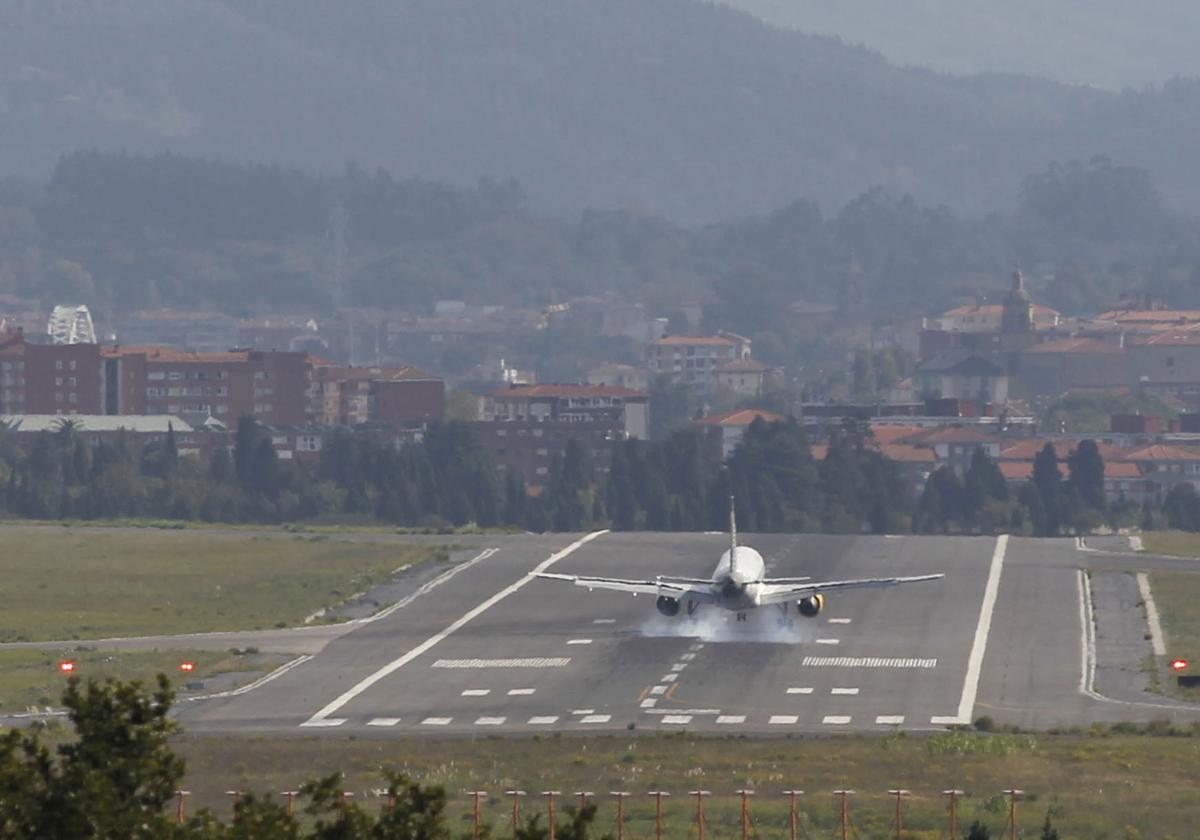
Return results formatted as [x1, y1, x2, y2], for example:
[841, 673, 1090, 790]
[939, 534, 1007, 726]
[301, 531, 608, 727]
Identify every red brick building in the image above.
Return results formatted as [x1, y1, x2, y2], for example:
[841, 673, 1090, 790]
[311, 365, 445, 428]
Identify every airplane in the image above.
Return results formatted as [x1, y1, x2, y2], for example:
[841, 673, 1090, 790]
[536, 498, 944, 623]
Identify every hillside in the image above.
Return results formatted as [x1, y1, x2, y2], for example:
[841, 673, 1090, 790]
[721, 0, 1200, 89]
[3, 0, 1200, 220]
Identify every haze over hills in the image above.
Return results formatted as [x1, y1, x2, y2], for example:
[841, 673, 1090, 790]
[719, 0, 1200, 90]
[3, 0, 1200, 221]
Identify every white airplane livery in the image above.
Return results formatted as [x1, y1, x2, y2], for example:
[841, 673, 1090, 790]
[536, 499, 944, 623]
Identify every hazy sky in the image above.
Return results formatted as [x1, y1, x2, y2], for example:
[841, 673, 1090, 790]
[719, 0, 1200, 89]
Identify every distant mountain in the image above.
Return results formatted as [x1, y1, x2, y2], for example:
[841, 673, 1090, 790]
[720, 0, 1200, 89]
[4, 0, 1200, 220]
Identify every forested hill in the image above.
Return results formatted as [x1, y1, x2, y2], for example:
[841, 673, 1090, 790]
[4, 0, 1200, 221]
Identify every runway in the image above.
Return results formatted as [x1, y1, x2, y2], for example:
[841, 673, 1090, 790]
[173, 529, 1200, 735]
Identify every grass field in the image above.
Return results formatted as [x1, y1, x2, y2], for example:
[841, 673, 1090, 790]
[0, 528, 440, 641]
[1140, 531, 1200, 557]
[0, 648, 289, 714]
[163, 731, 1200, 837]
[1149, 569, 1200, 702]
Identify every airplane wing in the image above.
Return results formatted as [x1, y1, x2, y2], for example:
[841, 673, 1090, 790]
[535, 572, 718, 602]
[756, 573, 944, 606]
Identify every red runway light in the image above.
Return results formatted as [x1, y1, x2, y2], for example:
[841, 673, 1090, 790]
[179, 661, 195, 673]
[58, 661, 75, 673]
[1171, 658, 1189, 671]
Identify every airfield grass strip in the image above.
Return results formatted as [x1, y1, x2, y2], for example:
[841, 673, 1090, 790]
[0, 529, 439, 641]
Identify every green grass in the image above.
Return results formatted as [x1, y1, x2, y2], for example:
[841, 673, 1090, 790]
[164, 732, 1200, 837]
[0, 529, 440, 641]
[0, 648, 289, 713]
[1148, 569, 1200, 701]
[1140, 531, 1200, 557]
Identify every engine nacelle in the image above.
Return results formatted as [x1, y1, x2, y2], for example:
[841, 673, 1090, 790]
[656, 596, 681, 617]
[797, 594, 825, 618]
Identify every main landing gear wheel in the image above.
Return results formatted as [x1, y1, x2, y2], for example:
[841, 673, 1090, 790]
[736, 612, 747, 622]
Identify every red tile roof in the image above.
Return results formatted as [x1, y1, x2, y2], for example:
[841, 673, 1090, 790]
[999, 439, 1126, 462]
[868, 425, 926, 444]
[1123, 444, 1200, 462]
[1128, 332, 1200, 346]
[998, 461, 1033, 480]
[1105, 462, 1143, 478]
[877, 443, 937, 463]
[101, 346, 250, 363]
[903, 426, 997, 445]
[694, 409, 784, 426]
[717, 359, 770, 373]
[491, 384, 647, 399]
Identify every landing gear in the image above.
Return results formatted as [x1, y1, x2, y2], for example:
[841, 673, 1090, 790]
[687, 600, 700, 618]
[775, 603, 794, 628]
[736, 612, 747, 622]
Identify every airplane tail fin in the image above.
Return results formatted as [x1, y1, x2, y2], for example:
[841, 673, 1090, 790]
[729, 495, 738, 576]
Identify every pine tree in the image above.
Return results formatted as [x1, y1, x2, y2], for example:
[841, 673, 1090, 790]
[1067, 439, 1106, 514]
[1032, 443, 1062, 535]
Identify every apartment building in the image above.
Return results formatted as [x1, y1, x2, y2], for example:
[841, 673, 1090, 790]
[646, 332, 752, 388]
[311, 365, 445, 428]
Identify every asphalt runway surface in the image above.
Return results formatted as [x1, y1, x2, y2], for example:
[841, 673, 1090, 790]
[171, 531, 1200, 735]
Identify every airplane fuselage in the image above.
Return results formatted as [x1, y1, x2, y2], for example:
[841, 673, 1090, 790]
[710, 545, 766, 611]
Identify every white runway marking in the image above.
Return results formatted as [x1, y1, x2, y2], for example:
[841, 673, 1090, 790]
[528, 715, 559, 725]
[644, 708, 721, 715]
[828, 618, 852, 624]
[875, 715, 905, 725]
[475, 716, 505, 726]
[1136, 573, 1167, 656]
[641, 699, 658, 708]
[786, 687, 814, 695]
[815, 638, 840, 645]
[362, 548, 499, 624]
[433, 658, 571, 669]
[420, 717, 452, 726]
[367, 717, 401, 727]
[830, 688, 859, 695]
[299, 718, 345, 728]
[769, 715, 799, 725]
[947, 534, 1008, 725]
[662, 715, 693, 725]
[567, 639, 593, 646]
[507, 688, 536, 696]
[579, 714, 611, 724]
[661, 673, 679, 683]
[301, 531, 607, 727]
[593, 619, 616, 624]
[823, 715, 851, 725]
[650, 685, 668, 695]
[680, 653, 696, 661]
[689, 643, 705, 651]
[802, 656, 937, 668]
[716, 715, 746, 724]
[461, 689, 491, 696]
[671, 663, 687, 672]
[571, 709, 595, 715]
[188, 654, 314, 703]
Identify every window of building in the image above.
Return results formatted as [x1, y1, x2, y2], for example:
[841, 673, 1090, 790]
[68, 392, 76, 403]
[55, 377, 63, 387]
[69, 360, 76, 371]
[55, 392, 62, 402]
[68, 377, 76, 386]
[535, 466, 548, 475]
[55, 360, 63, 370]
[216, 405, 228, 414]
[148, 372, 165, 381]
[169, 372, 183, 381]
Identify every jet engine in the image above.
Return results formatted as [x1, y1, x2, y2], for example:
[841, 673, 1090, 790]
[656, 596, 681, 617]
[797, 594, 825, 618]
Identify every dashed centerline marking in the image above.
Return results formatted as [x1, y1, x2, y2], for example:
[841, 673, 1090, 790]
[823, 715, 851, 725]
[299, 718, 346, 728]
[579, 714, 611, 724]
[671, 663, 687, 672]
[475, 716, 505, 726]
[571, 709, 595, 715]
[716, 715, 745, 724]
[680, 653, 696, 661]
[461, 689, 491, 696]
[786, 687, 814, 695]
[507, 688, 536, 696]
[875, 715, 905, 725]
[567, 639, 593, 646]
[593, 619, 616, 624]
[815, 638, 840, 645]
[828, 618, 852, 624]
[420, 717, 452, 726]
[769, 715, 799, 725]
[662, 715, 692, 725]
[367, 717, 401, 727]
[830, 688, 860, 696]
[528, 715, 559, 725]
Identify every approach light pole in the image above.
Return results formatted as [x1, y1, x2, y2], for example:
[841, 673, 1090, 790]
[468, 791, 488, 840]
[735, 789, 755, 840]
[542, 791, 561, 840]
[781, 790, 804, 840]
[279, 790, 299, 817]
[888, 790, 910, 840]
[1003, 789, 1024, 840]
[648, 790, 671, 840]
[506, 790, 527, 834]
[610, 791, 631, 840]
[689, 790, 711, 840]
[942, 789, 964, 840]
[174, 790, 190, 824]
[832, 790, 854, 840]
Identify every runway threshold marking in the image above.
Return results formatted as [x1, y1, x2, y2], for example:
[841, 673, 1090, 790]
[461, 689, 491, 696]
[802, 656, 937, 668]
[936, 534, 1008, 726]
[299, 718, 346, 728]
[567, 639, 593, 646]
[507, 688, 536, 696]
[716, 715, 745, 724]
[828, 618, 852, 624]
[830, 687, 859, 695]
[786, 687, 814, 695]
[815, 639, 840, 645]
[300, 531, 608, 727]
[433, 658, 570, 668]
[769, 715, 798, 725]
[579, 714, 611, 724]
[875, 715, 905, 725]
[662, 715, 692, 724]
[528, 716, 559, 724]
[475, 716, 506, 726]
[367, 717, 401, 727]
[421, 717, 452, 726]
[822, 715, 851, 725]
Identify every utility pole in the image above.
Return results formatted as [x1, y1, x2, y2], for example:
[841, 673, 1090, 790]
[506, 790, 527, 835]
[832, 790, 854, 840]
[469, 791, 488, 840]
[543, 790, 561, 840]
[280, 790, 299, 817]
[736, 789, 755, 840]
[689, 790, 711, 840]
[1003, 789, 1024, 840]
[782, 790, 804, 840]
[610, 791, 631, 840]
[888, 790, 909, 840]
[648, 790, 671, 840]
[174, 790, 190, 824]
[942, 789, 964, 840]
[576, 790, 594, 811]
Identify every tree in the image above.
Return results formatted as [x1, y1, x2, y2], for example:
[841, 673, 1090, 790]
[1067, 439, 1106, 516]
[1032, 443, 1063, 535]
[1164, 483, 1200, 531]
[965, 821, 992, 840]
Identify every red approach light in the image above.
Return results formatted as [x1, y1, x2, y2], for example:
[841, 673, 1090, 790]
[1171, 659, 1189, 672]
[58, 661, 75, 674]
[179, 662, 195, 673]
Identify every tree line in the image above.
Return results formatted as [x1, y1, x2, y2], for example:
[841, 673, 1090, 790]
[3, 415, 1200, 536]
